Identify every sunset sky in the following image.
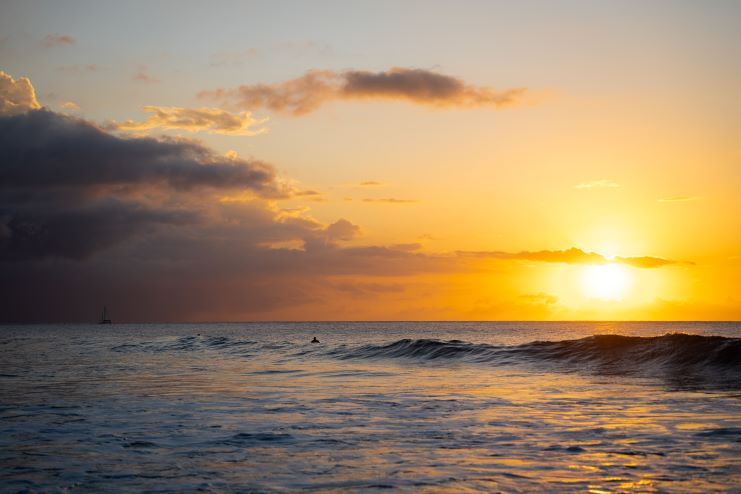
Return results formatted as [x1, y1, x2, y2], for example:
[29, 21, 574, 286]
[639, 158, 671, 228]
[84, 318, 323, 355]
[1, 0, 739, 321]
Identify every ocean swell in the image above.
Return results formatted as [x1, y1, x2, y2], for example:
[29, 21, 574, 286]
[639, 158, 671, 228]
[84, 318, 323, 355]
[334, 333, 741, 388]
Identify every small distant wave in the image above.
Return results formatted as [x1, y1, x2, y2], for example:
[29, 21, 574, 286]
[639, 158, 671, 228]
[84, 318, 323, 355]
[333, 334, 741, 389]
[111, 335, 258, 355]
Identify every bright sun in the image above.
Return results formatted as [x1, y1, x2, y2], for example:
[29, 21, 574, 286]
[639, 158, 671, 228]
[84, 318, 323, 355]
[581, 263, 632, 301]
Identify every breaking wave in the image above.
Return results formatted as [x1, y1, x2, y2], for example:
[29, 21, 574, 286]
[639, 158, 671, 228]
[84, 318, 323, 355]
[333, 334, 741, 388]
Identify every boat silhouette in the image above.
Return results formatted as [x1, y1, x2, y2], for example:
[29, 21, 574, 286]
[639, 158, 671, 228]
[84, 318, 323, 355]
[99, 306, 112, 324]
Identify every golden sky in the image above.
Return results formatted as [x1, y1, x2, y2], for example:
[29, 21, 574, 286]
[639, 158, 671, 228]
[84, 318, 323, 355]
[0, 1, 739, 321]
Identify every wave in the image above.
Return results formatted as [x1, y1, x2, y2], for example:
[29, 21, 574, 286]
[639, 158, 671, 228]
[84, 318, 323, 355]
[334, 334, 741, 388]
[106, 332, 741, 389]
[111, 335, 259, 355]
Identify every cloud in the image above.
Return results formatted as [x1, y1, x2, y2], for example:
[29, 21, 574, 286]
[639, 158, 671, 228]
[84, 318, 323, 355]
[113, 106, 268, 136]
[59, 101, 80, 110]
[271, 40, 331, 57]
[43, 34, 75, 47]
[331, 281, 405, 297]
[210, 48, 260, 67]
[418, 234, 440, 241]
[133, 67, 158, 83]
[0, 198, 195, 261]
[613, 256, 681, 269]
[0, 71, 41, 116]
[362, 198, 418, 204]
[0, 107, 292, 261]
[199, 67, 527, 116]
[358, 181, 383, 186]
[457, 247, 686, 269]
[0, 110, 280, 193]
[291, 189, 326, 202]
[574, 179, 620, 189]
[520, 293, 558, 305]
[324, 218, 361, 242]
[57, 64, 100, 74]
[657, 196, 700, 203]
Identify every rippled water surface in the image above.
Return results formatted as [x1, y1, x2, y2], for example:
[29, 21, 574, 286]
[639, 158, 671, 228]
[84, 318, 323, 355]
[1, 322, 740, 492]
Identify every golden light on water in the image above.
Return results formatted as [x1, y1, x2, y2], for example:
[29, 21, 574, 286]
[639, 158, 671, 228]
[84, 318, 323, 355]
[581, 264, 632, 301]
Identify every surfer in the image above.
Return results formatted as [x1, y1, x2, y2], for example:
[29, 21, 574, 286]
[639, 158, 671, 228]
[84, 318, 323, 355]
[311, 337, 319, 343]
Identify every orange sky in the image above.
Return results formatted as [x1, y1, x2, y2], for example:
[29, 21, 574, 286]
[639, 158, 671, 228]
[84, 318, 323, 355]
[0, 1, 739, 321]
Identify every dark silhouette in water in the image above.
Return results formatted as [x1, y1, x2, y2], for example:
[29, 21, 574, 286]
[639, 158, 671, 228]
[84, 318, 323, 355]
[99, 306, 112, 324]
[311, 337, 319, 343]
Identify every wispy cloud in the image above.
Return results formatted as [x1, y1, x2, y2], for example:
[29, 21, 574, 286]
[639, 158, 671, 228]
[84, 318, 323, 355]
[199, 67, 527, 116]
[574, 179, 620, 189]
[520, 293, 558, 305]
[113, 106, 268, 136]
[209, 48, 260, 67]
[457, 247, 689, 269]
[291, 189, 326, 202]
[43, 33, 75, 47]
[57, 64, 100, 74]
[59, 101, 80, 111]
[358, 180, 384, 187]
[362, 198, 418, 204]
[133, 66, 158, 83]
[657, 196, 700, 203]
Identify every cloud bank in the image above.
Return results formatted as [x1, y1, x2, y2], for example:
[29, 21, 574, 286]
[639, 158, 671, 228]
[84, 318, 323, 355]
[0, 72, 449, 321]
[199, 67, 526, 115]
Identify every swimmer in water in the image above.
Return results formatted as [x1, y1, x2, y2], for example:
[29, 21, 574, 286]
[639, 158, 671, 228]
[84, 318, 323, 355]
[311, 337, 319, 343]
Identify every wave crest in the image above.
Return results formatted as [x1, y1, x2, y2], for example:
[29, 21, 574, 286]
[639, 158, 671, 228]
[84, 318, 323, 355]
[335, 333, 741, 388]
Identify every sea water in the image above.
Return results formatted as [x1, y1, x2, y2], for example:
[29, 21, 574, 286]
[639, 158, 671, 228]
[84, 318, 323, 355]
[1, 322, 739, 493]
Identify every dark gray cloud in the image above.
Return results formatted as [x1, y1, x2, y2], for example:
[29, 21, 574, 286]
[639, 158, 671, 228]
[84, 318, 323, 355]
[0, 110, 277, 191]
[0, 198, 194, 261]
[0, 202, 446, 321]
[199, 67, 526, 116]
[0, 108, 288, 261]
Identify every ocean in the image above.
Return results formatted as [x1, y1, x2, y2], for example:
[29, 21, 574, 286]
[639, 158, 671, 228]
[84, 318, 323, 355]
[1, 322, 739, 493]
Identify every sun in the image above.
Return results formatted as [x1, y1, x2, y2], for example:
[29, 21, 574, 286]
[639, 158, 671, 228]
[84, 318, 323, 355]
[581, 263, 632, 301]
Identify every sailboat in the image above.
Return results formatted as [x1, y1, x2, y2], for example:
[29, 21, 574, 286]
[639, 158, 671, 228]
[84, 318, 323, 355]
[99, 306, 112, 324]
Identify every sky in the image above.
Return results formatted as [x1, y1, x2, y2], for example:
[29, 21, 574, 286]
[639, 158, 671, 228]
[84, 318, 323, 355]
[1, 0, 740, 322]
